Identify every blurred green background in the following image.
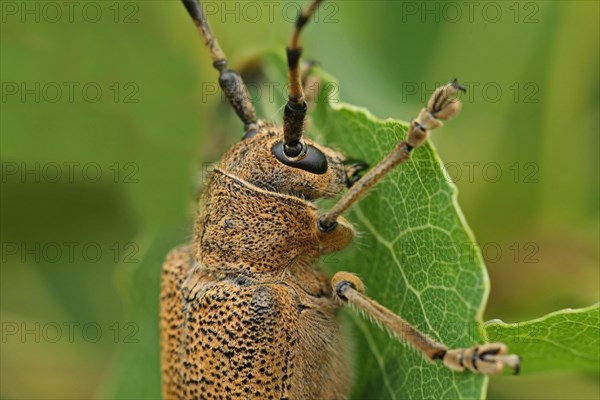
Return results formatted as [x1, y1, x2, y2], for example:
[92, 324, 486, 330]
[1, 1, 598, 399]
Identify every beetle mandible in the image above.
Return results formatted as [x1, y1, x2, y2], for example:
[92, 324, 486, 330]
[160, 1, 521, 398]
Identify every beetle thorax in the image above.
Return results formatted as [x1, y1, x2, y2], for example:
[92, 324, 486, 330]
[193, 168, 323, 277]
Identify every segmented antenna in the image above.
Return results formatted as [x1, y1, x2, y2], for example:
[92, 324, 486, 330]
[283, 0, 325, 158]
[181, 0, 257, 134]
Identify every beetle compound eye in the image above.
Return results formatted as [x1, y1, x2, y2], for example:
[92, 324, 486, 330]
[272, 141, 328, 174]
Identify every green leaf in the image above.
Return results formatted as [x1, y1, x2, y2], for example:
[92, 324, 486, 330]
[104, 53, 598, 400]
[303, 63, 600, 398]
[307, 64, 489, 400]
[484, 304, 600, 374]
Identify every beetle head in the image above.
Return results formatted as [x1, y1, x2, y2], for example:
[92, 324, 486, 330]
[218, 122, 365, 200]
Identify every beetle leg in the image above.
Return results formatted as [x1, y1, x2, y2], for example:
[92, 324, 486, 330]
[318, 80, 466, 232]
[331, 271, 521, 375]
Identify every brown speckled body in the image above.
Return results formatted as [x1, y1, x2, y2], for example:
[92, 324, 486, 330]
[160, 123, 355, 399]
[162, 1, 522, 396]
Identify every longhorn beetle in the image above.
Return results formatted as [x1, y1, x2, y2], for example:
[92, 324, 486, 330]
[160, 0, 521, 398]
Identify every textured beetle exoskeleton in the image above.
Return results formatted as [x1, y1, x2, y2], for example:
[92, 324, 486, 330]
[160, 1, 520, 399]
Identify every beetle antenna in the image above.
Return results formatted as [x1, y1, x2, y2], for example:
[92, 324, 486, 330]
[181, 0, 258, 136]
[282, 0, 325, 158]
